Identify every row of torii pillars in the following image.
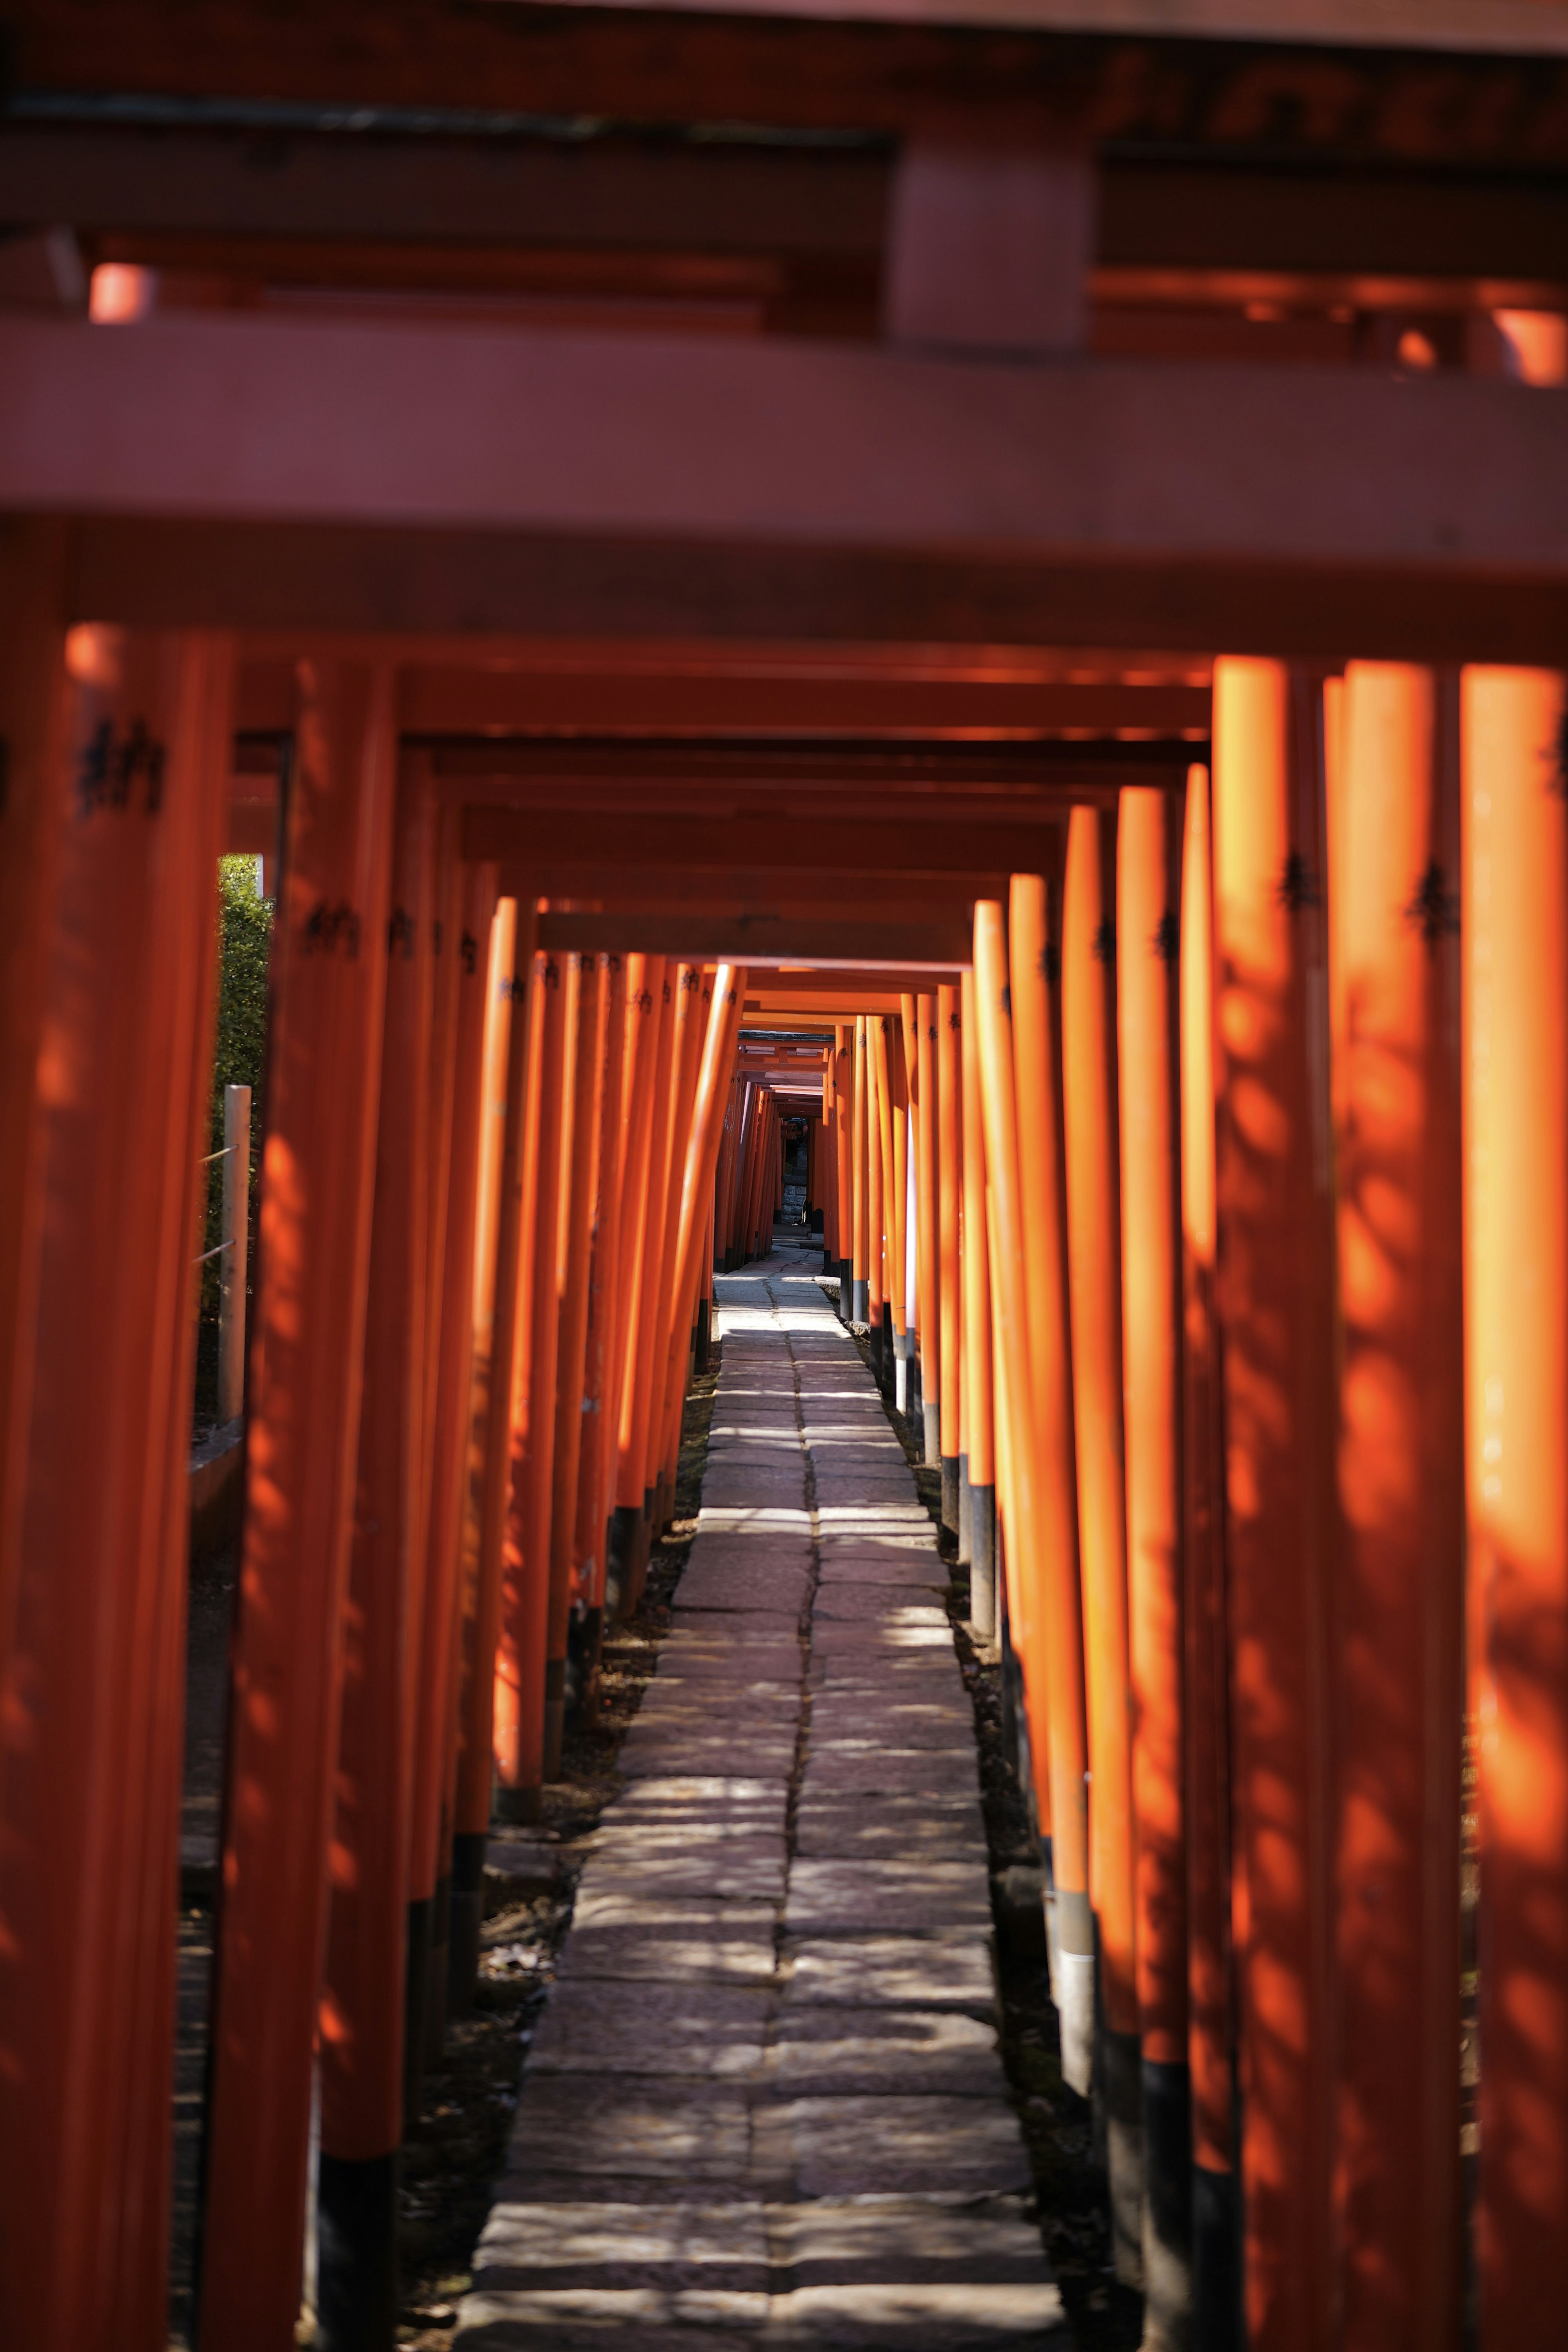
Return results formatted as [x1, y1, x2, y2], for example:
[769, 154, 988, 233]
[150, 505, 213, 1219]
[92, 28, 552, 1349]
[1, 595, 1566, 2352]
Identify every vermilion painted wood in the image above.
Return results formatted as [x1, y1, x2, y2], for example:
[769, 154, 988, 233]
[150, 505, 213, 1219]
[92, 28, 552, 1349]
[916, 993, 940, 1450]
[612, 956, 664, 1512]
[454, 896, 524, 1848]
[497, 950, 567, 1810]
[200, 657, 396, 2352]
[1117, 787, 1187, 2067]
[833, 1026, 853, 1285]
[406, 807, 465, 1921]
[938, 981, 962, 1474]
[663, 968, 746, 1420]
[421, 863, 499, 1911]
[1007, 872, 1092, 2073]
[1463, 666, 1568, 2351]
[851, 1015, 868, 1307]
[0, 523, 69, 1811]
[647, 967, 708, 1506]
[0, 628, 228, 2351]
[574, 953, 628, 1617]
[620, 966, 677, 1541]
[1178, 765, 1232, 2191]
[546, 956, 600, 1763]
[872, 1016, 901, 1338]
[321, 753, 434, 2169]
[1329, 664, 1463, 2352]
[900, 995, 921, 1363]
[867, 1018, 885, 1335]
[960, 972, 994, 1492]
[1212, 657, 1337, 2352]
[1062, 806, 1138, 2045]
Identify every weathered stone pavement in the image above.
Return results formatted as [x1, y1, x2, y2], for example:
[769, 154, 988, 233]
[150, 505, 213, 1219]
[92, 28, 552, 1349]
[454, 1250, 1065, 2348]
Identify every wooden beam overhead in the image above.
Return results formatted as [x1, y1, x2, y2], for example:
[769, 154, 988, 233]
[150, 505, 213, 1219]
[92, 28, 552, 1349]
[17, 315, 1568, 662]
[534, 908, 970, 962]
[13, 3, 1568, 146]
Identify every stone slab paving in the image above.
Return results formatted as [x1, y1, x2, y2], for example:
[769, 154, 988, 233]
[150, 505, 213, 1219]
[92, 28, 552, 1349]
[456, 1251, 1065, 2348]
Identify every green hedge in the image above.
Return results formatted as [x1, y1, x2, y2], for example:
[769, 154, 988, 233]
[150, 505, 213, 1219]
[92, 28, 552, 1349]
[192, 857, 273, 1434]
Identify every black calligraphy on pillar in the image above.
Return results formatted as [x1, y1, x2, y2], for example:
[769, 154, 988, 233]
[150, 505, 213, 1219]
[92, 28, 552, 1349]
[301, 900, 361, 958]
[76, 716, 167, 819]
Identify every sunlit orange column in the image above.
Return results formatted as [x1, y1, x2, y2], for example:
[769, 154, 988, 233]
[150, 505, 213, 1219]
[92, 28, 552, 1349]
[960, 969, 997, 1648]
[1063, 806, 1140, 2259]
[886, 1019, 913, 1413]
[416, 862, 497, 2040]
[450, 896, 520, 2011]
[1327, 663, 1463, 2352]
[607, 955, 663, 1612]
[851, 1015, 869, 1322]
[1463, 665, 1568, 2351]
[540, 953, 597, 1773]
[833, 1024, 853, 1308]
[1212, 659, 1337, 2352]
[872, 1014, 902, 1401]
[620, 963, 677, 1599]
[1179, 764, 1236, 2336]
[494, 949, 564, 1820]
[867, 1025, 886, 1383]
[1116, 784, 1189, 2337]
[199, 659, 396, 2352]
[317, 752, 436, 2334]
[916, 991, 941, 1465]
[1008, 872, 1094, 2094]
[648, 968, 708, 1521]
[938, 981, 963, 1535]
[572, 952, 627, 1693]
[0, 626, 230, 2352]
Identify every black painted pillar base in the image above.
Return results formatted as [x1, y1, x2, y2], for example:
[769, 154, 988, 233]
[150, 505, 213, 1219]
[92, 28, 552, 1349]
[1193, 2163, 1239, 2352]
[957, 1450, 972, 1566]
[909, 1349, 922, 1432]
[317, 2149, 398, 2352]
[940, 1454, 959, 1537]
[604, 1501, 641, 1621]
[424, 1872, 451, 2069]
[969, 1483, 998, 1648]
[1142, 2058, 1194, 2349]
[852, 1275, 869, 1325]
[921, 1395, 941, 1469]
[868, 1311, 883, 1387]
[567, 1599, 602, 1724]
[1100, 2023, 1146, 2290]
[879, 1303, 894, 1396]
[402, 1894, 431, 2134]
[543, 1655, 567, 1782]
[448, 1830, 486, 2018]
[493, 1777, 541, 1826]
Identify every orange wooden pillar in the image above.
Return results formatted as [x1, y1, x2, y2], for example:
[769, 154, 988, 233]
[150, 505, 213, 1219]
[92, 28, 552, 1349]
[648, 968, 708, 1523]
[1062, 804, 1143, 2273]
[316, 752, 435, 2345]
[0, 626, 229, 2352]
[606, 954, 663, 1613]
[619, 961, 677, 1602]
[960, 969, 998, 1647]
[916, 992, 941, 1464]
[570, 951, 627, 1701]
[899, 996, 921, 1423]
[544, 954, 599, 1777]
[1008, 872, 1094, 2093]
[872, 1015, 901, 1401]
[833, 1025, 853, 1310]
[449, 896, 521, 2012]
[657, 968, 745, 1454]
[851, 1015, 869, 1322]
[404, 803, 463, 2078]
[199, 658, 396, 2352]
[1328, 664, 1463, 2352]
[415, 861, 497, 2044]
[1117, 784, 1190, 2338]
[495, 950, 566, 1820]
[1212, 659, 1337, 2352]
[1178, 764, 1238, 2338]
[1463, 666, 1568, 2352]
[867, 1021, 886, 1384]
[938, 981, 962, 1534]
[0, 522, 69, 1786]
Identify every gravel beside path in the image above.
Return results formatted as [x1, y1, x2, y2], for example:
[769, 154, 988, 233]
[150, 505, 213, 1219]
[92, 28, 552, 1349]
[453, 1252, 1066, 2348]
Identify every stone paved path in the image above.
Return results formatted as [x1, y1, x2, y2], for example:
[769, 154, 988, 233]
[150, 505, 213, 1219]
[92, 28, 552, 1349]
[454, 1250, 1065, 2348]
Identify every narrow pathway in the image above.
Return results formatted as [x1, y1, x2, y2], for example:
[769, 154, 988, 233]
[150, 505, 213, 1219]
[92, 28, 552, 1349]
[454, 1249, 1065, 2347]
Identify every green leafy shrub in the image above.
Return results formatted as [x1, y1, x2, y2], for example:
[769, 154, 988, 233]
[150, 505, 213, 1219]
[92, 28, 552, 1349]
[192, 856, 273, 1435]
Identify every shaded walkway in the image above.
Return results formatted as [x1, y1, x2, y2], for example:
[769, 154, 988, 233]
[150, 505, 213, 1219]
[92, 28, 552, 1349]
[454, 1248, 1063, 2347]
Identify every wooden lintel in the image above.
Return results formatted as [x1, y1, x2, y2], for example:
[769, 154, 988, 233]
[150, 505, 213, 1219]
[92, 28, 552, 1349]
[534, 908, 970, 963]
[15, 314, 1564, 662]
